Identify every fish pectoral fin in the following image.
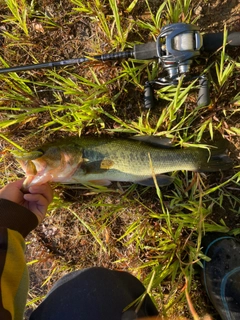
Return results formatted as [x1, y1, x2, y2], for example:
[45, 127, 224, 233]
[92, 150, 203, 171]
[131, 135, 177, 149]
[82, 160, 114, 174]
[136, 174, 174, 187]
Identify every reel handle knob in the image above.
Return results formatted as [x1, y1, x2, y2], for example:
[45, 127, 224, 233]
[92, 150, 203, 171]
[144, 82, 156, 109]
[197, 76, 210, 107]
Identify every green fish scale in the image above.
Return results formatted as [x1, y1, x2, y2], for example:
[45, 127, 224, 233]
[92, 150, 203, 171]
[81, 139, 205, 177]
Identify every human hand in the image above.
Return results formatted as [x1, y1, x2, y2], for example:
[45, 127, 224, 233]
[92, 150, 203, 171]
[0, 179, 53, 223]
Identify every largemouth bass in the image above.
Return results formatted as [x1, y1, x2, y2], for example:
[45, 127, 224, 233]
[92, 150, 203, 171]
[14, 136, 232, 189]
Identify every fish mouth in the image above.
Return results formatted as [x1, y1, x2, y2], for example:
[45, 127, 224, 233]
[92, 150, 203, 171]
[25, 170, 54, 189]
[13, 150, 46, 189]
[18, 158, 48, 190]
[20, 156, 82, 189]
[15, 147, 84, 189]
[15, 154, 50, 190]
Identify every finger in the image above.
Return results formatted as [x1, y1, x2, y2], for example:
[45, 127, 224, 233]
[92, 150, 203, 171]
[23, 193, 50, 224]
[12, 178, 26, 188]
[0, 178, 25, 192]
[24, 193, 50, 215]
[29, 183, 53, 200]
[0, 179, 25, 202]
[29, 183, 53, 204]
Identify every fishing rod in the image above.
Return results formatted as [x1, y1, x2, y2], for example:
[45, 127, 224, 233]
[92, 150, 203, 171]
[0, 23, 240, 108]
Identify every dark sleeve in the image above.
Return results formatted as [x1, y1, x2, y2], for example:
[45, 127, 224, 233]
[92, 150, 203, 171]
[0, 198, 38, 237]
[0, 199, 38, 319]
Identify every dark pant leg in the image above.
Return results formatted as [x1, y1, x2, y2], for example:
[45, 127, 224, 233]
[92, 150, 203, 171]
[29, 267, 158, 320]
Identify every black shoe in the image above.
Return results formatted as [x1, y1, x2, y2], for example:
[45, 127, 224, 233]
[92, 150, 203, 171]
[201, 233, 240, 320]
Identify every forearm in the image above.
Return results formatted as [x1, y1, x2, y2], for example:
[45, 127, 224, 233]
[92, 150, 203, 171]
[0, 199, 38, 320]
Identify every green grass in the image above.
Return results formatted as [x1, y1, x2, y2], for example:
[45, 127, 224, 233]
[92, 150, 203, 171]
[4, 0, 29, 36]
[0, 0, 240, 318]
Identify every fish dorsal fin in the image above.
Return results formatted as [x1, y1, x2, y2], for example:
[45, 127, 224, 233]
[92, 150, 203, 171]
[130, 135, 176, 148]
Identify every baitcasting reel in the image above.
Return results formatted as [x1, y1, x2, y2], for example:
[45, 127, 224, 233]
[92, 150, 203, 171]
[144, 23, 209, 109]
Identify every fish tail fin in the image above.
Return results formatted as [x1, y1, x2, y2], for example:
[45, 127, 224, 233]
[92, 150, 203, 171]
[198, 153, 233, 172]
[197, 141, 233, 172]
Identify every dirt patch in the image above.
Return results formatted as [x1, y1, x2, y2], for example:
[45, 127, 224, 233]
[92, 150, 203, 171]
[196, 0, 240, 32]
